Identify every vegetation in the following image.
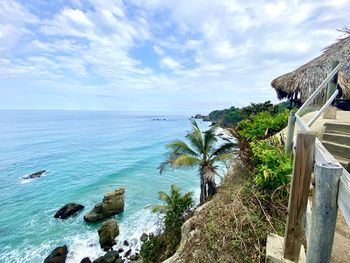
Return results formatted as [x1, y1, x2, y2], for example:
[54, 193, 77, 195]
[145, 101, 293, 262]
[141, 184, 193, 263]
[175, 163, 288, 262]
[250, 138, 292, 189]
[150, 184, 193, 230]
[236, 110, 289, 141]
[205, 101, 290, 127]
[159, 120, 236, 204]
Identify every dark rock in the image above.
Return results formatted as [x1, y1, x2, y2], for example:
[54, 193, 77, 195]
[117, 248, 124, 253]
[130, 254, 140, 261]
[123, 240, 129, 246]
[98, 219, 119, 251]
[84, 188, 125, 223]
[115, 259, 124, 263]
[21, 170, 46, 180]
[124, 249, 132, 258]
[54, 203, 84, 219]
[44, 245, 68, 263]
[93, 251, 119, 263]
[80, 257, 92, 263]
[140, 233, 148, 242]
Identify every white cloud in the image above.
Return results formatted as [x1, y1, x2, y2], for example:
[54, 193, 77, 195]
[1, 0, 350, 111]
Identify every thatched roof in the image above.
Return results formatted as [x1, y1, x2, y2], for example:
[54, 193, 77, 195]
[271, 28, 350, 104]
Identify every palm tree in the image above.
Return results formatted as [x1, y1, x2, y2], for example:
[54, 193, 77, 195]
[159, 120, 236, 204]
[150, 184, 193, 230]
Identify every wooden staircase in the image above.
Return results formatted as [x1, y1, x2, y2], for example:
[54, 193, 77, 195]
[322, 123, 350, 172]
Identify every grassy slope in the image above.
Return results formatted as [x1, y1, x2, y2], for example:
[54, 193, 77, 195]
[176, 161, 288, 263]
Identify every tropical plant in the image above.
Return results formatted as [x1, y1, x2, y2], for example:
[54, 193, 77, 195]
[236, 110, 289, 141]
[141, 185, 193, 263]
[150, 184, 193, 230]
[159, 120, 237, 203]
[250, 138, 292, 189]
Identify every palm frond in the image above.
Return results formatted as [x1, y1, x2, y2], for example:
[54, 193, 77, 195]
[158, 190, 172, 203]
[166, 140, 199, 157]
[210, 142, 237, 158]
[203, 128, 217, 155]
[171, 155, 201, 168]
[186, 120, 204, 154]
[159, 154, 200, 174]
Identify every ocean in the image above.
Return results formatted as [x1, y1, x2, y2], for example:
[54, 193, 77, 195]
[0, 110, 212, 263]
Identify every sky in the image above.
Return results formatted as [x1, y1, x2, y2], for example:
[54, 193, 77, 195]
[0, 0, 349, 113]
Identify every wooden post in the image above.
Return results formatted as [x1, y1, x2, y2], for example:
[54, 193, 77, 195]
[324, 61, 339, 119]
[326, 61, 339, 100]
[285, 111, 296, 154]
[306, 163, 343, 263]
[284, 132, 316, 262]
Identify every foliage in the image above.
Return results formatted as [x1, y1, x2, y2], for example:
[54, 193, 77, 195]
[205, 101, 290, 127]
[141, 185, 193, 263]
[236, 110, 289, 141]
[160, 120, 237, 203]
[140, 229, 181, 263]
[151, 184, 193, 230]
[176, 163, 288, 263]
[250, 138, 292, 189]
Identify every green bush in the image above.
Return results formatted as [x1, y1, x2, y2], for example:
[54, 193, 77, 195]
[236, 110, 289, 141]
[140, 229, 181, 263]
[250, 138, 292, 189]
[141, 185, 193, 262]
[151, 184, 193, 231]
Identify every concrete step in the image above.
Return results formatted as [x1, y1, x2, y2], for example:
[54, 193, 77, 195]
[322, 133, 350, 146]
[322, 141, 350, 160]
[324, 123, 350, 135]
[334, 155, 350, 172]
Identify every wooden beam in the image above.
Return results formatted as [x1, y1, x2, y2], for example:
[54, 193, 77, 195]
[284, 131, 316, 262]
[285, 111, 296, 154]
[306, 163, 343, 263]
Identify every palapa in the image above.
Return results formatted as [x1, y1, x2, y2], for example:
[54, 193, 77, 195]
[271, 28, 350, 105]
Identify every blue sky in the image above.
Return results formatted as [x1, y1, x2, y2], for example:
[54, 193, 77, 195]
[0, 0, 349, 113]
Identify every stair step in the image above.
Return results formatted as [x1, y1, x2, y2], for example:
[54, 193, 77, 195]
[322, 141, 350, 160]
[324, 123, 350, 135]
[323, 133, 350, 146]
[334, 155, 350, 172]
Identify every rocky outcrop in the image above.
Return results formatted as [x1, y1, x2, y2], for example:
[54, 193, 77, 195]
[21, 170, 46, 180]
[140, 233, 148, 242]
[80, 257, 92, 263]
[93, 251, 120, 263]
[54, 203, 84, 219]
[44, 245, 68, 263]
[98, 219, 119, 251]
[84, 188, 125, 223]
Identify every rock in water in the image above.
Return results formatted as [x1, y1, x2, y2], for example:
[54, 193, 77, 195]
[21, 170, 46, 180]
[80, 258, 92, 263]
[140, 233, 148, 242]
[84, 188, 125, 222]
[44, 245, 68, 263]
[54, 203, 84, 219]
[98, 219, 119, 251]
[93, 251, 119, 263]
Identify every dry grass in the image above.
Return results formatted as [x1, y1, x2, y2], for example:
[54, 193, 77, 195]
[179, 161, 288, 263]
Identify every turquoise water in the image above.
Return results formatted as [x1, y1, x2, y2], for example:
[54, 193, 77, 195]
[0, 110, 210, 263]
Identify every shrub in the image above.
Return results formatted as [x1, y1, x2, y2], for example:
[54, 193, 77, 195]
[141, 185, 193, 262]
[250, 138, 292, 189]
[236, 110, 289, 141]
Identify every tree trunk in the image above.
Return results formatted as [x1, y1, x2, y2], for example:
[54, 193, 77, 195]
[200, 175, 206, 204]
[207, 180, 217, 198]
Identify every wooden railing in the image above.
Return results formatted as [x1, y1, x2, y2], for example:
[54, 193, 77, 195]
[281, 62, 350, 262]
